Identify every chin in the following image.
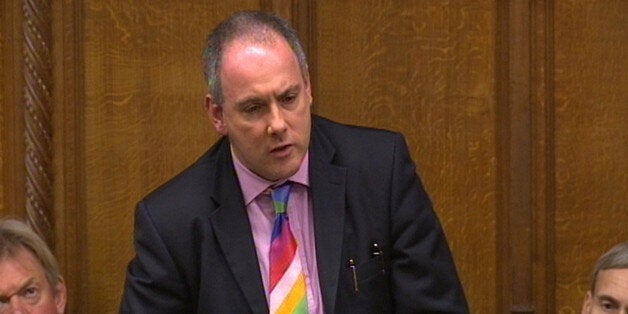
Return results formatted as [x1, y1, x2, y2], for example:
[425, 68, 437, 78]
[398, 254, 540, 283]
[268, 165, 300, 182]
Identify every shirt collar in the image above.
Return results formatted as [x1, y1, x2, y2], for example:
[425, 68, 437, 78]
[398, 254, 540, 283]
[232, 148, 310, 206]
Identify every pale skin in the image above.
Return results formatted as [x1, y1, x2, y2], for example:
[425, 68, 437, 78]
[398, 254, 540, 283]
[205, 33, 313, 182]
[0, 248, 66, 314]
[582, 268, 628, 314]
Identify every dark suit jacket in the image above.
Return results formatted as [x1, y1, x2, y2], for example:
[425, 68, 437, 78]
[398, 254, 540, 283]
[120, 115, 468, 313]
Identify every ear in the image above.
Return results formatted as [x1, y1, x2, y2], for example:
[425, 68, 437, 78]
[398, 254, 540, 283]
[302, 73, 313, 108]
[54, 278, 67, 314]
[205, 94, 228, 135]
[581, 290, 592, 314]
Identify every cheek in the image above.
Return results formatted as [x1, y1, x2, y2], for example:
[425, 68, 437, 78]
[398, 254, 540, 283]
[231, 125, 266, 147]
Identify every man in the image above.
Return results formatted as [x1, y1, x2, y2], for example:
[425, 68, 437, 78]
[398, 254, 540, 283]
[0, 219, 66, 314]
[121, 10, 468, 313]
[582, 242, 628, 314]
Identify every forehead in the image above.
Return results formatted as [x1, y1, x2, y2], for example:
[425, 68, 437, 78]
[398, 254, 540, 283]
[222, 33, 296, 66]
[0, 245, 41, 267]
[595, 268, 628, 294]
[220, 37, 302, 94]
[0, 247, 48, 290]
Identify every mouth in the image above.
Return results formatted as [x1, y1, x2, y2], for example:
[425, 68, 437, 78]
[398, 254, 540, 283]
[270, 144, 293, 157]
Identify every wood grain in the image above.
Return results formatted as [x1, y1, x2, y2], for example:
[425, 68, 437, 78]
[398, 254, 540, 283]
[553, 0, 628, 311]
[23, 0, 55, 248]
[78, 1, 257, 311]
[314, 1, 497, 312]
[1, 0, 27, 219]
[0, 2, 4, 215]
[1, 0, 626, 313]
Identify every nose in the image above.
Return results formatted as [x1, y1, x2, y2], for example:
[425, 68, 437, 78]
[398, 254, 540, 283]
[267, 103, 287, 136]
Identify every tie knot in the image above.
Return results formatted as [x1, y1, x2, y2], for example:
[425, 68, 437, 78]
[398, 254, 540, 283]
[271, 183, 291, 214]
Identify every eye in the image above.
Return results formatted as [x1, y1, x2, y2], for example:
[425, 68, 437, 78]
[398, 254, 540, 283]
[279, 93, 297, 105]
[21, 286, 41, 303]
[283, 95, 295, 102]
[243, 104, 261, 113]
[600, 300, 618, 311]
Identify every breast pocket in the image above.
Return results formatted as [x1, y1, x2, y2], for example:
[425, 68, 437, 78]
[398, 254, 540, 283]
[353, 255, 386, 284]
[345, 255, 391, 312]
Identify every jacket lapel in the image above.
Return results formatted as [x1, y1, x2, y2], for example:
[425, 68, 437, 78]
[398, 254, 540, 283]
[208, 139, 268, 313]
[205, 119, 348, 314]
[310, 120, 347, 314]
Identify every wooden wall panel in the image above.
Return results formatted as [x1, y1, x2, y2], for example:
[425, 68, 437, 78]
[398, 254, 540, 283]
[496, 1, 555, 312]
[553, 0, 628, 311]
[75, 1, 258, 312]
[314, 1, 497, 312]
[1, 0, 626, 313]
[0, 2, 4, 215]
[1, 0, 26, 219]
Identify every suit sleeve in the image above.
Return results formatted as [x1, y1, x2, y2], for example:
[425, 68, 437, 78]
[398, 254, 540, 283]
[388, 134, 469, 313]
[120, 202, 192, 313]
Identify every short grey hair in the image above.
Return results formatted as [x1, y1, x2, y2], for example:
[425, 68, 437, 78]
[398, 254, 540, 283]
[202, 11, 308, 105]
[590, 242, 628, 292]
[0, 219, 63, 290]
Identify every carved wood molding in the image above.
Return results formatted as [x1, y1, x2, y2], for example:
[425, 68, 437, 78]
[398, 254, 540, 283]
[260, 0, 317, 98]
[23, 0, 54, 247]
[497, 0, 555, 313]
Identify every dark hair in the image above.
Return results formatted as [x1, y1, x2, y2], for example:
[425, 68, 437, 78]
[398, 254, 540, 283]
[202, 11, 308, 105]
[590, 242, 628, 292]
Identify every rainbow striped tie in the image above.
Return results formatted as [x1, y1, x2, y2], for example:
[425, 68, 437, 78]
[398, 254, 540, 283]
[269, 183, 308, 314]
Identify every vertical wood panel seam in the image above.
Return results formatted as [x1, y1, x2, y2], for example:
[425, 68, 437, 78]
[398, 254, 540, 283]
[55, 0, 88, 311]
[495, 0, 511, 312]
[1, 0, 26, 218]
[496, 0, 538, 313]
[541, 0, 556, 311]
[546, 0, 556, 307]
[508, 0, 534, 312]
[259, 0, 273, 12]
[531, 0, 548, 312]
[304, 0, 317, 107]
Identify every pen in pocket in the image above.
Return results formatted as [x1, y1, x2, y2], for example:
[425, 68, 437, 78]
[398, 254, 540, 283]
[348, 258, 358, 292]
[371, 242, 385, 274]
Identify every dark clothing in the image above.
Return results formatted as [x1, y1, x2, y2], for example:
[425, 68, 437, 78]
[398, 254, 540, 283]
[121, 115, 469, 313]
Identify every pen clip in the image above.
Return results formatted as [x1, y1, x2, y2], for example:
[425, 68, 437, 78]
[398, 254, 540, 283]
[348, 258, 358, 292]
[371, 242, 386, 274]
[371, 243, 382, 257]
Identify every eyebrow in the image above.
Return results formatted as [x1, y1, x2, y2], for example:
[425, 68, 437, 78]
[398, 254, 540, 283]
[0, 278, 36, 300]
[596, 294, 620, 305]
[236, 96, 265, 109]
[278, 84, 300, 97]
[235, 84, 302, 108]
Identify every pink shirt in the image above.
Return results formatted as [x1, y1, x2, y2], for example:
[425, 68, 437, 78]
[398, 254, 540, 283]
[232, 151, 323, 314]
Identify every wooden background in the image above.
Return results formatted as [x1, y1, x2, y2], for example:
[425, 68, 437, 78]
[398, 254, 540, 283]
[1, 0, 626, 313]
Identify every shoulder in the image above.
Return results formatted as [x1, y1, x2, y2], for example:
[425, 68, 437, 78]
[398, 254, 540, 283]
[313, 115, 401, 140]
[312, 115, 408, 159]
[138, 137, 230, 222]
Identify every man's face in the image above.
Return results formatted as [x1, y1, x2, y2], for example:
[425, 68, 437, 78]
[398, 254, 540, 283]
[206, 35, 312, 182]
[582, 268, 628, 314]
[0, 248, 66, 314]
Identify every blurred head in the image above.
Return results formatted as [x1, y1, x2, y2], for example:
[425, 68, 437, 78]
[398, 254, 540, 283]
[582, 242, 628, 314]
[202, 11, 312, 181]
[0, 219, 66, 314]
[202, 10, 309, 106]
